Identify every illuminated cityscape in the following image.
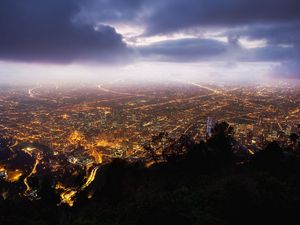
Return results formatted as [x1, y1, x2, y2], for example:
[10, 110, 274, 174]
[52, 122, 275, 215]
[0, 81, 299, 206]
[1, 0, 300, 224]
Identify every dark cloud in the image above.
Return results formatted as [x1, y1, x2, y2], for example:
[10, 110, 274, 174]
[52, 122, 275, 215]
[77, 0, 143, 24]
[244, 46, 300, 62]
[136, 36, 300, 72]
[225, 22, 300, 46]
[130, 0, 300, 78]
[143, 0, 300, 35]
[1, 0, 300, 79]
[271, 61, 300, 79]
[138, 38, 228, 62]
[0, 0, 130, 63]
[79, 0, 300, 36]
[224, 23, 300, 78]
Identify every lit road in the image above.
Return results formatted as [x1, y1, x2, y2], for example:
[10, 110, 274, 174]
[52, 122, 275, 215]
[97, 84, 145, 97]
[23, 153, 41, 195]
[190, 82, 220, 94]
[60, 189, 77, 207]
[81, 166, 100, 191]
[57, 165, 100, 207]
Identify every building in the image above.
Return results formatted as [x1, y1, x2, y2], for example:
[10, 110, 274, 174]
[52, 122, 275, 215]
[206, 117, 214, 137]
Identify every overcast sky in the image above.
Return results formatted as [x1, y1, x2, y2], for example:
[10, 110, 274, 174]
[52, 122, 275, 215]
[0, 0, 300, 84]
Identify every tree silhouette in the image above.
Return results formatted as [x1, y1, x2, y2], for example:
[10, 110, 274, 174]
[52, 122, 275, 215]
[253, 141, 283, 169]
[289, 133, 299, 144]
[163, 133, 194, 162]
[206, 121, 235, 164]
[143, 132, 171, 163]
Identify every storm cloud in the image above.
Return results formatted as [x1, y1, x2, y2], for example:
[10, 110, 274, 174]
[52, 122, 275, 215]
[0, 0, 130, 63]
[0, 0, 300, 78]
[138, 38, 229, 62]
[142, 0, 300, 35]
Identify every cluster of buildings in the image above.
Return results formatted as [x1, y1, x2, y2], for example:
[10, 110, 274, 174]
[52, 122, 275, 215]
[0, 82, 299, 204]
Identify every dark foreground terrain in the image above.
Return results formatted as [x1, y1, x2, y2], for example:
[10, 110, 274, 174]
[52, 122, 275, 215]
[1, 122, 300, 225]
